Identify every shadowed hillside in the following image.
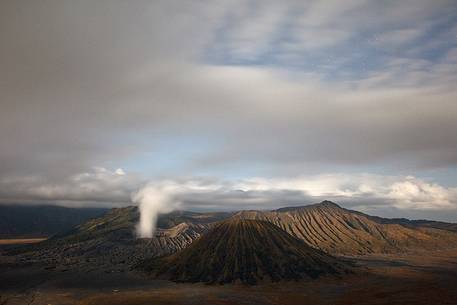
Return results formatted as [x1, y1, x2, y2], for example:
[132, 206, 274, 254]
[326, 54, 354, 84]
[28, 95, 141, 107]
[366, 215, 457, 233]
[139, 219, 351, 284]
[8, 202, 457, 273]
[9, 207, 232, 271]
[234, 201, 457, 255]
[0, 205, 108, 238]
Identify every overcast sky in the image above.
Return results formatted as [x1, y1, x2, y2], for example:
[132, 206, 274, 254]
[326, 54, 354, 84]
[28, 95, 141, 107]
[1, 0, 457, 221]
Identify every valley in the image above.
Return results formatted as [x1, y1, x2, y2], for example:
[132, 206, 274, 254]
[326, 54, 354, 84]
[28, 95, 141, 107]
[1, 201, 457, 304]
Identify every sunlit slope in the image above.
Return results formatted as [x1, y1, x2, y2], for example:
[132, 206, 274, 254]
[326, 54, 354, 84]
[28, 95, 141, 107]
[235, 201, 457, 255]
[139, 219, 351, 284]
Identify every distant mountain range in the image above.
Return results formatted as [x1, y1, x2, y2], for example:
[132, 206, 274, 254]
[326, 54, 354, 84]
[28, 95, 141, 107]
[6, 201, 457, 283]
[0, 205, 108, 238]
[234, 201, 457, 255]
[364, 215, 457, 233]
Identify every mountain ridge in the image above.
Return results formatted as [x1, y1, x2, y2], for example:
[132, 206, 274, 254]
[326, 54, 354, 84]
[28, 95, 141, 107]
[7, 201, 457, 272]
[9, 208, 231, 271]
[0, 205, 108, 238]
[138, 218, 352, 284]
[234, 201, 457, 255]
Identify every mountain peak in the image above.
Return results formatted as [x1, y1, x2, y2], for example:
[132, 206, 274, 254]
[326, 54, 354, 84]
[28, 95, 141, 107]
[273, 201, 342, 213]
[138, 218, 350, 284]
[318, 200, 341, 208]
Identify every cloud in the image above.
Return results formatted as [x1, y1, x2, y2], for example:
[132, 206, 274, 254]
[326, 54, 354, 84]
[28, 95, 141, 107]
[229, 175, 457, 210]
[0, 167, 141, 207]
[371, 28, 423, 48]
[215, 2, 288, 60]
[284, 28, 352, 51]
[387, 179, 457, 210]
[3, 169, 456, 214]
[1, 1, 456, 178]
[1, 0, 457, 222]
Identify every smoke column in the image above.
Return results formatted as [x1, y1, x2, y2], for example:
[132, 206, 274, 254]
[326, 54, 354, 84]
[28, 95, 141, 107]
[132, 182, 182, 238]
[132, 180, 222, 238]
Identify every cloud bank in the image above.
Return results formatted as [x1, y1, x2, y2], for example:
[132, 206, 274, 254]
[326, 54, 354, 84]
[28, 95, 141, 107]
[1, 1, 457, 222]
[5, 167, 455, 223]
[132, 173, 457, 236]
[1, 0, 456, 177]
[0, 167, 139, 207]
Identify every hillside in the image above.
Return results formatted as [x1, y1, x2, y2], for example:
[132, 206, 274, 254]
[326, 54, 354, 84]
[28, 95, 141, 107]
[366, 216, 457, 233]
[234, 201, 457, 255]
[11, 207, 232, 271]
[0, 205, 108, 238]
[138, 219, 351, 284]
[9, 201, 457, 272]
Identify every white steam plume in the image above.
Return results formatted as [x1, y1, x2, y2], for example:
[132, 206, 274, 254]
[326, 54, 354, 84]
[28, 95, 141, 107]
[131, 182, 183, 238]
[131, 180, 221, 238]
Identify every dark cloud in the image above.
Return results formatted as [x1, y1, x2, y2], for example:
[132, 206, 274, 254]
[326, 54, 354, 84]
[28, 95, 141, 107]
[1, 1, 457, 220]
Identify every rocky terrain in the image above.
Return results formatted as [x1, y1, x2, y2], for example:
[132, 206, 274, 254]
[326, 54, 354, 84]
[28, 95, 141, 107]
[2, 249, 457, 305]
[138, 219, 351, 284]
[234, 201, 457, 255]
[5, 201, 457, 274]
[2, 200, 457, 305]
[7, 207, 231, 271]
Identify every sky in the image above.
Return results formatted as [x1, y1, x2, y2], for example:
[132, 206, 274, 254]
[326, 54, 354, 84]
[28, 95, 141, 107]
[1, 0, 457, 221]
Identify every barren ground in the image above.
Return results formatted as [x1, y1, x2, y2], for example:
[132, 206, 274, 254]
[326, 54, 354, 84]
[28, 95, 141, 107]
[0, 239, 47, 245]
[1, 249, 457, 305]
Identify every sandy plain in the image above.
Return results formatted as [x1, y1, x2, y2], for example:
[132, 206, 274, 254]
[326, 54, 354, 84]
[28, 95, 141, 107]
[1, 249, 457, 305]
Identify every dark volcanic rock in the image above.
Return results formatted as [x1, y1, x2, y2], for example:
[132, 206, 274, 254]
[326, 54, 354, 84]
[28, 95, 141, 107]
[8, 201, 457, 274]
[138, 219, 351, 284]
[9, 207, 232, 271]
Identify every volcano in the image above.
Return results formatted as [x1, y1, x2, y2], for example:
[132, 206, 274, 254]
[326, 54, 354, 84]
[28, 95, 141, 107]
[234, 201, 457, 255]
[12, 201, 457, 273]
[138, 219, 351, 284]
